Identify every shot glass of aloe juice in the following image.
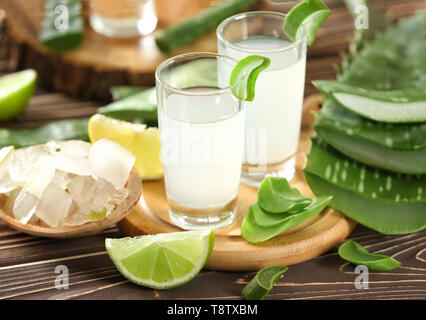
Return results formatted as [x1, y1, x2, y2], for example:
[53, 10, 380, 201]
[217, 11, 307, 187]
[155, 53, 245, 230]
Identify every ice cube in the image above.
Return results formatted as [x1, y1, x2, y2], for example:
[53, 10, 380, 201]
[89, 139, 135, 188]
[35, 183, 73, 228]
[13, 190, 39, 224]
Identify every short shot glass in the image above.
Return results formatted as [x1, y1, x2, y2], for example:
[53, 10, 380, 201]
[90, 0, 157, 38]
[155, 53, 245, 230]
[217, 11, 307, 187]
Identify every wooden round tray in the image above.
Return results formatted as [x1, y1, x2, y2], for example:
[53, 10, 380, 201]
[1, 0, 267, 100]
[118, 95, 357, 271]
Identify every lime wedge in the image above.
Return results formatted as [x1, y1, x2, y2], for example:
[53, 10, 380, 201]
[230, 55, 271, 101]
[0, 69, 37, 121]
[283, 0, 331, 46]
[105, 230, 215, 289]
[242, 266, 288, 300]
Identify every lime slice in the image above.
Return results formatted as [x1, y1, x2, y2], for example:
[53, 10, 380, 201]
[88, 114, 163, 180]
[230, 55, 271, 101]
[0, 69, 37, 121]
[283, 0, 331, 46]
[105, 230, 215, 289]
[242, 266, 288, 300]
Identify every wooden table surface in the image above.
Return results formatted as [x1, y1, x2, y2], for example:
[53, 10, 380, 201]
[0, 0, 425, 300]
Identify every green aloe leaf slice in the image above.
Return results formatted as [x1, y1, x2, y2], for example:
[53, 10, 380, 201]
[241, 196, 331, 243]
[230, 55, 271, 101]
[253, 196, 331, 228]
[338, 240, 401, 271]
[242, 266, 288, 300]
[258, 177, 312, 213]
[283, 0, 331, 46]
[313, 81, 426, 123]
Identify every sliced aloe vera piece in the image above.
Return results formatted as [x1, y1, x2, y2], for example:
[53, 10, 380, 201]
[338, 240, 401, 271]
[230, 55, 271, 101]
[304, 138, 426, 234]
[314, 81, 426, 123]
[258, 177, 312, 213]
[242, 266, 288, 300]
[314, 100, 426, 174]
[241, 196, 330, 243]
[283, 0, 331, 46]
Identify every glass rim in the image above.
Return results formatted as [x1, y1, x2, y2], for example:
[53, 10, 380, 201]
[216, 11, 306, 54]
[155, 52, 242, 96]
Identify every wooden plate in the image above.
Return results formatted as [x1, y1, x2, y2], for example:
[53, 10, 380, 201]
[0, 0, 268, 100]
[118, 95, 357, 271]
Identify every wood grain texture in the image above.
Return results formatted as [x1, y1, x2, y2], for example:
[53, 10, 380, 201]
[0, 0, 425, 300]
[118, 94, 356, 271]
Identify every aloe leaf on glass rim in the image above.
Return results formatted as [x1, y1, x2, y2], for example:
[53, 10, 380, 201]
[313, 81, 426, 123]
[338, 240, 401, 271]
[304, 137, 426, 234]
[313, 100, 426, 174]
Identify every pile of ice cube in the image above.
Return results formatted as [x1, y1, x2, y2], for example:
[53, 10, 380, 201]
[0, 139, 136, 228]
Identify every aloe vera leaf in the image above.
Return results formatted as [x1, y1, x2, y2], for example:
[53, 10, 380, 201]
[98, 88, 158, 126]
[242, 266, 288, 300]
[338, 12, 426, 90]
[338, 240, 401, 271]
[315, 124, 426, 175]
[313, 81, 426, 123]
[304, 139, 426, 234]
[305, 172, 426, 234]
[39, 0, 83, 52]
[253, 196, 331, 227]
[241, 197, 331, 243]
[155, 0, 259, 54]
[306, 137, 426, 202]
[0, 118, 89, 149]
[258, 177, 312, 213]
[314, 100, 426, 174]
[314, 101, 426, 174]
[317, 100, 426, 151]
[110, 86, 150, 101]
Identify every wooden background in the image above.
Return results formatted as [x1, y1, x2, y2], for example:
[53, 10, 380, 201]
[0, 0, 425, 299]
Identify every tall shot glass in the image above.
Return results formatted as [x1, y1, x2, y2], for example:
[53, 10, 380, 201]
[155, 53, 245, 230]
[217, 11, 307, 187]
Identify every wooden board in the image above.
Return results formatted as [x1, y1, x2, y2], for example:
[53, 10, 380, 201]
[118, 94, 357, 271]
[0, 0, 267, 100]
